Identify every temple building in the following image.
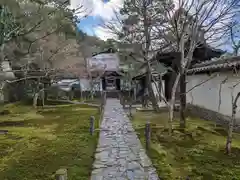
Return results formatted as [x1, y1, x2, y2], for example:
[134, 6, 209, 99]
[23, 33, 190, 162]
[132, 45, 224, 102]
[87, 48, 124, 97]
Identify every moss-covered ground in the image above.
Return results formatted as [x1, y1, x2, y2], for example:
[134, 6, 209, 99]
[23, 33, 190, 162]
[83, 98, 102, 104]
[72, 98, 101, 104]
[133, 111, 240, 180]
[0, 102, 99, 180]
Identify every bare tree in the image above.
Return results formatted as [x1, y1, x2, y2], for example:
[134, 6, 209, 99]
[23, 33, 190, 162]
[87, 65, 106, 100]
[228, 20, 240, 55]
[157, 0, 240, 133]
[102, 0, 175, 111]
[225, 78, 240, 154]
[0, 0, 88, 105]
[96, 0, 239, 135]
[121, 63, 136, 117]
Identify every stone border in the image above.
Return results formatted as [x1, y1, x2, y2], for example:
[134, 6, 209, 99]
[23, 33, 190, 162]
[97, 92, 107, 129]
[186, 104, 240, 132]
[98, 103, 105, 129]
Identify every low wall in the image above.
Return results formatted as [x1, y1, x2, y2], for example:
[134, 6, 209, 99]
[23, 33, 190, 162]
[73, 91, 102, 99]
[186, 104, 240, 132]
[186, 73, 240, 119]
[73, 91, 121, 99]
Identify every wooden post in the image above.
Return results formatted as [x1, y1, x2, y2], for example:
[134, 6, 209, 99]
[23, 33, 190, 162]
[123, 93, 126, 109]
[120, 93, 123, 104]
[79, 77, 82, 101]
[134, 87, 136, 101]
[42, 88, 45, 107]
[55, 168, 67, 180]
[104, 91, 106, 104]
[102, 92, 104, 106]
[99, 92, 103, 113]
[90, 116, 95, 135]
[145, 121, 150, 150]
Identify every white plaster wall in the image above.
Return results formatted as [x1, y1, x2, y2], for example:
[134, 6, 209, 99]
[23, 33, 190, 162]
[187, 73, 240, 118]
[87, 53, 120, 71]
[79, 78, 91, 91]
[80, 78, 102, 91]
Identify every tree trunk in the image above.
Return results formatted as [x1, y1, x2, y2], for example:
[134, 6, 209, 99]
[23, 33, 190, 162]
[141, 77, 146, 108]
[133, 87, 136, 102]
[158, 75, 162, 102]
[42, 89, 45, 107]
[226, 121, 233, 154]
[69, 90, 74, 100]
[141, 2, 159, 111]
[44, 87, 48, 103]
[146, 64, 160, 112]
[33, 92, 39, 108]
[91, 81, 94, 100]
[129, 83, 132, 118]
[234, 47, 239, 56]
[142, 89, 146, 108]
[179, 73, 186, 128]
[129, 99, 132, 118]
[33, 79, 40, 108]
[226, 92, 240, 154]
[169, 73, 181, 135]
[0, 44, 5, 62]
[79, 78, 82, 100]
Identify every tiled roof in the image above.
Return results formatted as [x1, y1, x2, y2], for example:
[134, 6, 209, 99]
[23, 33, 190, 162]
[133, 63, 168, 80]
[188, 56, 240, 73]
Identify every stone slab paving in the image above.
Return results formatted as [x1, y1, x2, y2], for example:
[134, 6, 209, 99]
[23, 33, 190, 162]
[91, 98, 159, 180]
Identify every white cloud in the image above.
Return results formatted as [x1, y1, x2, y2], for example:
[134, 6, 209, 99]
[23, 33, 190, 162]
[70, 0, 123, 40]
[169, 0, 236, 49]
[70, 0, 237, 46]
[70, 0, 123, 20]
[94, 26, 118, 40]
[92, 0, 123, 20]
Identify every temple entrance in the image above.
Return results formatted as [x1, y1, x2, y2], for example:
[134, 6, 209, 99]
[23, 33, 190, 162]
[101, 72, 122, 98]
[106, 77, 116, 90]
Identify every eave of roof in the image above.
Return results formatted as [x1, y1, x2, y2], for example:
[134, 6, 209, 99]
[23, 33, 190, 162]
[92, 48, 116, 57]
[132, 66, 168, 80]
[187, 56, 240, 74]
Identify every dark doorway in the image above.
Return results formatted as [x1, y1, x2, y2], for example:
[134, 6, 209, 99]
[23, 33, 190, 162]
[102, 77, 106, 90]
[164, 74, 171, 101]
[116, 78, 120, 90]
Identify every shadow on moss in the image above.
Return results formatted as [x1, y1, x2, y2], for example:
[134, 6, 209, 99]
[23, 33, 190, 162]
[133, 111, 240, 180]
[0, 103, 99, 180]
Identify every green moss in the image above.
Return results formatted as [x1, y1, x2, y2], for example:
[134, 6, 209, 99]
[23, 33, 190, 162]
[133, 111, 240, 180]
[84, 98, 102, 105]
[0, 103, 99, 180]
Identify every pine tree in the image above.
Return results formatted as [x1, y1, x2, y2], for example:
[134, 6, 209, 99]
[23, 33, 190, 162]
[119, 0, 174, 111]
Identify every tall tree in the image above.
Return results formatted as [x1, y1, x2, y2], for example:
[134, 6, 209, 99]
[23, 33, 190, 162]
[116, 0, 174, 111]
[0, 0, 87, 103]
[228, 20, 240, 56]
[160, 0, 240, 132]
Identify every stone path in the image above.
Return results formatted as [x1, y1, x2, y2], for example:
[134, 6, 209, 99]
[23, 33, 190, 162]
[91, 98, 159, 180]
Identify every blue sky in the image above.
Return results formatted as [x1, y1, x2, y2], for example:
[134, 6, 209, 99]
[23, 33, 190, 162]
[76, 0, 113, 38]
[72, 0, 237, 52]
[77, 16, 102, 36]
[70, 0, 123, 40]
